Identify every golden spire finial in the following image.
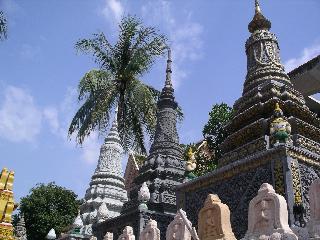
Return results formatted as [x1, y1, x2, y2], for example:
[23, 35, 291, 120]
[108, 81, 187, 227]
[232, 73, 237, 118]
[255, 0, 261, 14]
[248, 0, 271, 33]
[187, 147, 194, 159]
[275, 102, 281, 112]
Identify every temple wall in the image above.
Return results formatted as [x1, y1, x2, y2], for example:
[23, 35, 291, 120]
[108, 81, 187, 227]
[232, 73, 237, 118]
[177, 161, 273, 238]
[298, 161, 320, 218]
[93, 210, 174, 240]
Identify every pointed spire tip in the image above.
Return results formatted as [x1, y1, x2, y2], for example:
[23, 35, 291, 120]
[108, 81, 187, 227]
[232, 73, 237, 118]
[255, 0, 261, 13]
[164, 48, 173, 89]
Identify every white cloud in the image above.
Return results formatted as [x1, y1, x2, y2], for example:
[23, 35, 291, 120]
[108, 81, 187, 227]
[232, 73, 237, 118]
[0, 86, 42, 142]
[101, 0, 124, 25]
[141, 0, 203, 88]
[43, 107, 60, 134]
[0, 85, 101, 164]
[42, 87, 102, 165]
[284, 42, 320, 72]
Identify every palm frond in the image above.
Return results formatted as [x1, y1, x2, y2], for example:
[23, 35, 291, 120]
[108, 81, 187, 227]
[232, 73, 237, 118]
[68, 70, 118, 143]
[75, 33, 116, 73]
[114, 16, 167, 80]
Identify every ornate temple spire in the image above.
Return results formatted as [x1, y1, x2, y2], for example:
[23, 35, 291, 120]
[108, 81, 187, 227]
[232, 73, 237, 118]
[150, 49, 181, 156]
[158, 48, 177, 110]
[80, 107, 127, 236]
[94, 107, 122, 175]
[123, 49, 185, 215]
[165, 48, 173, 89]
[243, 0, 292, 95]
[248, 0, 271, 33]
[103, 106, 120, 145]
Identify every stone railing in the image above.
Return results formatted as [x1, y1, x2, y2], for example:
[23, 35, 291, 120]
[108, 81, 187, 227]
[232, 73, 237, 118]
[99, 179, 320, 240]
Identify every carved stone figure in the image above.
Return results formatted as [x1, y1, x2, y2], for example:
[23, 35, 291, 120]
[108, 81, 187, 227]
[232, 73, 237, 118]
[103, 232, 113, 240]
[198, 194, 236, 240]
[166, 210, 192, 240]
[46, 228, 56, 239]
[118, 226, 135, 240]
[185, 148, 197, 180]
[138, 182, 150, 211]
[14, 214, 27, 240]
[270, 103, 291, 145]
[139, 219, 160, 240]
[97, 202, 109, 223]
[138, 182, 150, 203]
[241, 183, 297, 240]
[308, 178, 320, 239]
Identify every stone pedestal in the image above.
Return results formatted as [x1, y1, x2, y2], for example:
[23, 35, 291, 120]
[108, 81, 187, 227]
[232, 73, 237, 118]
[307, 179, 320, 239]
[118, 226, 135, 240]
[241, 183, 297, 240]
[198, 194, 236, 240]
[166, 210, 192, 240]
[140, 219, 160, 240]
[93, 209, 174, 240]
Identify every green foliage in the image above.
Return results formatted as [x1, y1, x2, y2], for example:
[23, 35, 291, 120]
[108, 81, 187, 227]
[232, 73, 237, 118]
[203, 103, 233, 160]
[69, 15, 169, 154]
[182, 142, 217, 176]
[183, 103, 233, 177]
[19, 182, 80, 240]
[0, 11, 7, 40]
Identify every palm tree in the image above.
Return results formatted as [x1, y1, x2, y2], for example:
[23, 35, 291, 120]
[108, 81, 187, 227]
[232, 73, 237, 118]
[69, 16, 168, 154]
[0, 11, 7, 40]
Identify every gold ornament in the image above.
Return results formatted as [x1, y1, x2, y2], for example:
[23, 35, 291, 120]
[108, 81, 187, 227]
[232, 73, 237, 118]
[0, 167, 15, 240]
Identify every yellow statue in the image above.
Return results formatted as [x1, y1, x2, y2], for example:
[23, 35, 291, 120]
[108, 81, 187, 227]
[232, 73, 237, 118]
[0, 167, 15, 240]
[270, 103, 291, 145]
[185, 141, 208, 180]
[0, 168, 9, 190]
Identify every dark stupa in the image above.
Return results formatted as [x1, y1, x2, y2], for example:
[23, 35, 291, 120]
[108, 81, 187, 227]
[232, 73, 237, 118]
[177, 0, 320, 238]
[93, 49, 185, 240]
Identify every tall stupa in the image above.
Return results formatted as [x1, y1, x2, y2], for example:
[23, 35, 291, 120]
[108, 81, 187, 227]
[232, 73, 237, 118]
[177, 0, 320, 238]
[80, 109, 128, 236]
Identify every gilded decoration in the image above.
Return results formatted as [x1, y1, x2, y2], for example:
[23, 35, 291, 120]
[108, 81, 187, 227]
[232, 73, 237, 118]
[270, 103, 292, 145]
[0, 168, 15, 240]
[273, 159, 285, 196]
[185, 141, 209, 180]
[179, 149, 278, 193]
[288, 148, 320, 169]
[219, 136, 268, 166]
[291, 161, 303, 205]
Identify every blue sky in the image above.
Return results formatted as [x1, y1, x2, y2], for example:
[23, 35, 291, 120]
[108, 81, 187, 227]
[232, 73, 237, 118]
[1, 0, 320, 202]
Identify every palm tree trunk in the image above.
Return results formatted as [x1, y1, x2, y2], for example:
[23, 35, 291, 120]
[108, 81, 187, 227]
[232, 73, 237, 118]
[117, 83, 126, 142]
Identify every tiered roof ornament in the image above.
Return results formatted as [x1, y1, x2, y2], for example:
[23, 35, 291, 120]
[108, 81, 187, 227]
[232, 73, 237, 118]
[95, 49, 185, 239]
[80, 108, 128, 236]
[123, 48, 185, 214]
[177, 1, 320, 238]
[248, 0, 271, 33]
[219, 0, 308, 163]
